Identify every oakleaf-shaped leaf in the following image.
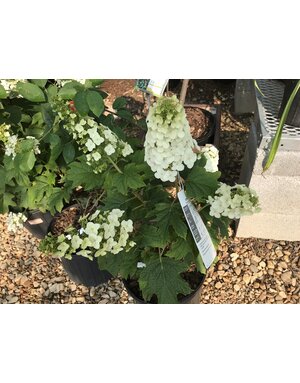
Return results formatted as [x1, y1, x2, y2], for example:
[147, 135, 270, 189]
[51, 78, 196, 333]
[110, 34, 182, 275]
[47, 186, 72, 214]
[3, 192, 17, 212]
[102, 192, 128, 210]
[66, 161, 103, 190]
[110, 164, 146, 195]
[185, 164, 220, 202]
[165, 238, 192, 260]
[151, 202, 187, 242]
[139, 257, 192, 304]
[139, 226, 167, 248]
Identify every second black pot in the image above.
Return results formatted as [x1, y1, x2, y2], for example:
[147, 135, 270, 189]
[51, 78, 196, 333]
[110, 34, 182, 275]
[61, 254, 112, 287]
[24, 210, 54, 239]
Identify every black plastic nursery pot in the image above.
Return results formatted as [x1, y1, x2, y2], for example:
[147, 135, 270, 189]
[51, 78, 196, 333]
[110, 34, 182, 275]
[61, 254, 112, 287]
[123, 272, 206, 304]
[23, 210, 54, 239]
[184, 103, 221, 149]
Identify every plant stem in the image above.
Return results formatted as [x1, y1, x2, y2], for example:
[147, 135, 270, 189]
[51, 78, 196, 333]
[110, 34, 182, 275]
[107, 156, 123, 174]
[199, 203, 209, 212]
[132, 191, 145, 205]
[38, 125, 54, 142]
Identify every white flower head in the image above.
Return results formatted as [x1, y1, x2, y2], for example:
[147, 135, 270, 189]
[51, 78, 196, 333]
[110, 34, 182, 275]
[144, 95, 197, 182]
[198, 144, 219, 172]
[207, 183, 261, 219]
[137, 262, 146, 269]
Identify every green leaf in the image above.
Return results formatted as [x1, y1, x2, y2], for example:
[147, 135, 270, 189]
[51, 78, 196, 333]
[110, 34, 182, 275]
[63, 142, 75, 164]
[139, 226, 167, 248]
[185, 164, 221, 202]
[19, 151, 36, 172]
[97, 253, 123, 277]
[58, 86, 77, 99]
[110, 163, 146, 195]
[263, 80, 300, 171]
[113, 97, 127, 110]
[4, 105, 22, 124]
[41, 103, 55, 130]
[66, 160, 103, 190]
[117, 109, 133, 121]
[102, 192, 128, 210]
[195, 254, 207, 274]
[124, 164, 146, 189]
[89, 79, 104, 87]
[74, 91, 89, 116]
[47, 84, 58, 100]
[2, 192, 16, 212]
[30, 79, 47, 88]
[0, 84, 7, 99]
[165, 238, 192, 260]
[97, 248, 139, 279]
[139, 257, 192, 304]
[16, 82, 46, 102]
[45, 133, 62, 164]
[86, 90, 104, 117]
[47, 186, 71, 214]
[150, 202, 187, 242]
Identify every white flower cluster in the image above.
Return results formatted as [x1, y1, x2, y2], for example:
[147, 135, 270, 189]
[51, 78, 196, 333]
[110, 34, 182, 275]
[54, 101, 133, 173]
[25, 136, 41, 155]
[0, 79, 26, 97]
[144, 95, 197, 182]
[207, 183, 261, 219]
[1, 129, 41, 159]
[197, 144, 219, 173]
[0, 123, 18, 158]
[50, 208, 135, 260]
[6, 212, 27, 233]
[4, 135, 18, 158]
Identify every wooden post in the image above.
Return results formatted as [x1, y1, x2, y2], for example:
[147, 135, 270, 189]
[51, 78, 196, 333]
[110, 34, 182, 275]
[179, 79, 189, 105]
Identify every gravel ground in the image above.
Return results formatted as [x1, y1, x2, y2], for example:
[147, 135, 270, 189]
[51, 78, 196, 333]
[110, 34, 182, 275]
[1, 80, 299, 304]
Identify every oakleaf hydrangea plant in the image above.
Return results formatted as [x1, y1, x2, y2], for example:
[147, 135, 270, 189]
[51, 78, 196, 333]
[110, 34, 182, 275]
[95, 95, 261, 303]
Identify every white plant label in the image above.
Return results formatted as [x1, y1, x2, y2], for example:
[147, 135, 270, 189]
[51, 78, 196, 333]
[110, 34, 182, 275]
[178, 189, 216, 269]
[146, 79, 168, 97]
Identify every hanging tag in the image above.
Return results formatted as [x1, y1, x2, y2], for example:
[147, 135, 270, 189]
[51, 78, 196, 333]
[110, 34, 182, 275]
[178, 189, 216, 269]
[136, 79, 168, 97]
[146, 79, 168, 97]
